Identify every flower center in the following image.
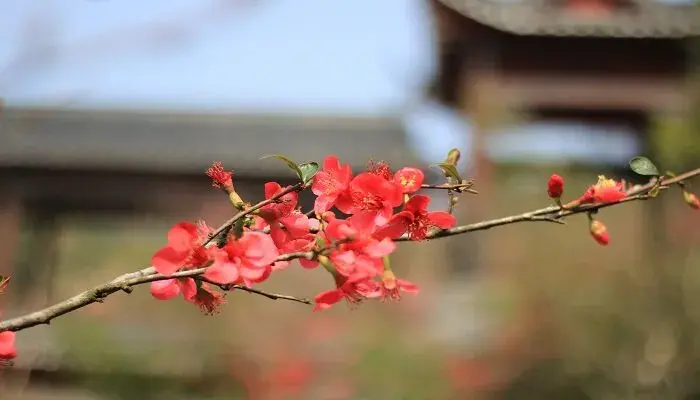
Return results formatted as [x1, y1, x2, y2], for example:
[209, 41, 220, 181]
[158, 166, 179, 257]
[352, 191, 383, 211]
[595, 175, 617, 190]
[407, 212, 430, 240]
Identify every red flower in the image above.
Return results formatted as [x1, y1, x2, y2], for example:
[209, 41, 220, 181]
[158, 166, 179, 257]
[375, 194, 456, 241]
[213, 231, 279, 287]
[393, 167, 425, 194]
[313, 272, 380, 311]
[325, 215, 397, 277]
[259, 182, 298, 221]
[150, 278, 224, 315]
[684, 191, 700, 210]
[379, 270, 419, 302]
[202, 248, 241, 284]
[205, 161, 234, 191]
[335, 172, 403, 226]
[0, 331, 17, 360]
[311, 155, 353, 215]
[151, 222, 211, 276]
[547, 174, 564, 199]
[589, 220, 609, 246]
[580, 175, 626, 204]
[149, 277, 197, 301]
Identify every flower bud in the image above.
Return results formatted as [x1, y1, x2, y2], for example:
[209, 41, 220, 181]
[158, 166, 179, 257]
[589, 219, 609, 246]
[684, 191, 700, 210]
[547, 174, 564, 199]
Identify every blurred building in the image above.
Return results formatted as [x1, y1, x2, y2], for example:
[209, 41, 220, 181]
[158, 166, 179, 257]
[431, 0, 699, 185]
[0, 107, 420, 278]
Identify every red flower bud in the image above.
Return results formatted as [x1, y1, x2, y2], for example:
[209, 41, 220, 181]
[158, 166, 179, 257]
[684, 191, 700, 210]
[547, 174, 564, 199]
[589, 220, 609, 246]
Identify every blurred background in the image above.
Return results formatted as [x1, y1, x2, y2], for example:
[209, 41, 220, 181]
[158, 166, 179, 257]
[1, 0, 699, 398]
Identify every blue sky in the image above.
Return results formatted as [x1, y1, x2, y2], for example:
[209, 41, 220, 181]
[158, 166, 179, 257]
[0, 0, 639, 166]
[0, 0, 433, 113]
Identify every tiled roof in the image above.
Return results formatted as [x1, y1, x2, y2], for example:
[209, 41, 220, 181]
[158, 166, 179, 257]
[436, 0, 700, 38]
[0, 107, 418, 176]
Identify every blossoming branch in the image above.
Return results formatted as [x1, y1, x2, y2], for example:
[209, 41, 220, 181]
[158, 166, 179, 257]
[0, 151, 698, 365]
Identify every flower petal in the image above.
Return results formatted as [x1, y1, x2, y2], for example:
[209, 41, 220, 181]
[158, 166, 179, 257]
[313, 289, 345, 311]
[167, 222, 198, 252]
[397, 279, 420, 294]
[363, 237, 396, 258]
[152, 246, 187, 276]
[203, 261, 240, 284]
[405, 195, 430, 214]
[149, 279, 181, 300]
[331, 250, 357, 276]
[374, 218, 409, 240]
[427, 211, 456, 229]
[178, 278, 198, 301]
[323, 155, 340, 172]
[0, 331, 16, 359]
[264, 181, 283, 200]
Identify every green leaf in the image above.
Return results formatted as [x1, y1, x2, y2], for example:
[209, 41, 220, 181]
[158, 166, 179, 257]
[261, 154, 302, 180]
[629, 156, 660, 176]
[430, 162, 463, 182]
[298, 162, 319, 185]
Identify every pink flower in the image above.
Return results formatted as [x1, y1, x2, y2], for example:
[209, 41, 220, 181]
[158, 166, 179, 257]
[205, 161, 234, 191]
[149, 278, 197, 301]
[379, 270, 419, 302]
[393, 167, 424, 194]
[0, 331, 17, 360]
[375, 194, 456, 241]
[313, 273, 380, 311]
[311, 155, 353, 215]
[325, 215, 396, 277]
[150, 278, 224, 315]
[214, 232, 279, 287]
[202, 248, 241, 284]
[151, 222, 211, 276]
[259, 182, 298, 221]
[580, 175, 626, 204]
[335, 172, 403, 227]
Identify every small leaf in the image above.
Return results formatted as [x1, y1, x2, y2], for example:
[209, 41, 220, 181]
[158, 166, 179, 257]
[430, 162, 463, 182]
[629, 156, 660, 176]
[298, 162, 319, 185]
[261, 154, 303, 180]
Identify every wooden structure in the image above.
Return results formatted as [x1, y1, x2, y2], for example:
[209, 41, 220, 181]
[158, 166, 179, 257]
[431, 0, 699, 184]
[0, 107, 419, 279]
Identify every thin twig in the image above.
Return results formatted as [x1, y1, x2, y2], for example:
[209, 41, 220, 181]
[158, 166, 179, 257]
[0, 168, 698, 332]
[397, 169, 700, 241]
[0, 252, 314, 332]
[421, 182, 478, 194]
